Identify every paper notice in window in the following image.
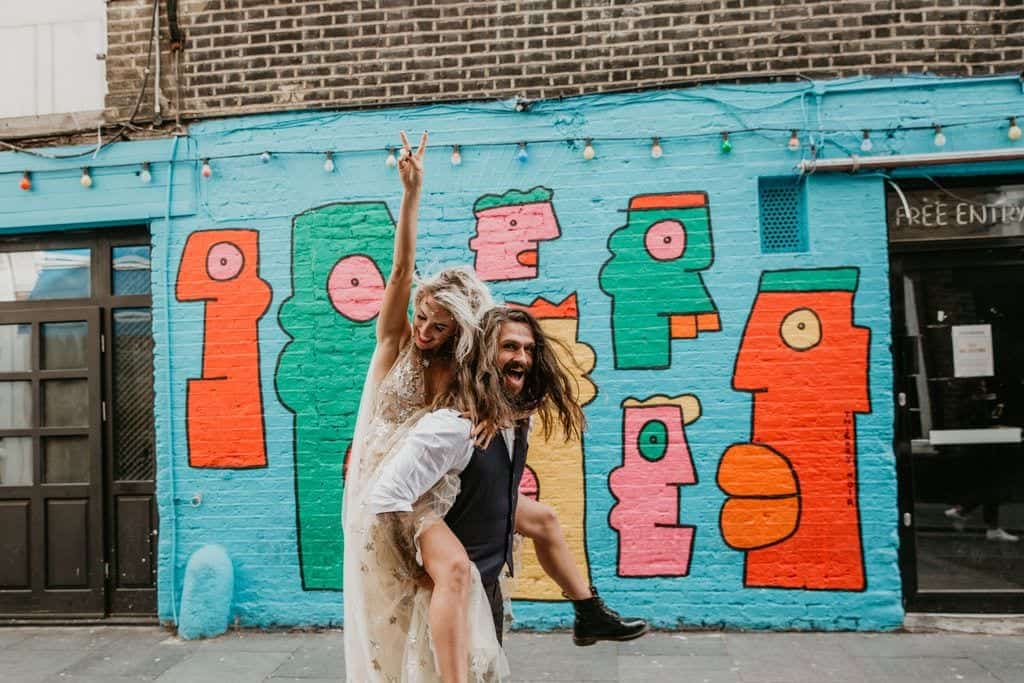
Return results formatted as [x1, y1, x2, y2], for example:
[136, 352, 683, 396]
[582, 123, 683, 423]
[951, 324, 994, 378]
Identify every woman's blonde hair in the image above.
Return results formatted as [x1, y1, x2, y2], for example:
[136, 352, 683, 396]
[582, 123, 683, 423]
[413, 265, 493, 394]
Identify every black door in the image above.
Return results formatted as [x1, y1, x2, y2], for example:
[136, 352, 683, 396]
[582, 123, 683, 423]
[0, 306, 104, 616]
[893, 245, 1024, 612]
[0, 230, 157, 620]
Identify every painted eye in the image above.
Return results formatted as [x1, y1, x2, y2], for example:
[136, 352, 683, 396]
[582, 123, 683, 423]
[637, 420, 668, 461]
[327, 255, 386, 322]
[643, 220, 686, 261]
[206, 242, 245, 280]
[780, 308, 822, 351]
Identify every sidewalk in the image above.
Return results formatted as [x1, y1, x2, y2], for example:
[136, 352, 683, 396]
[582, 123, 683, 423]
[0, 626, 1021, 682]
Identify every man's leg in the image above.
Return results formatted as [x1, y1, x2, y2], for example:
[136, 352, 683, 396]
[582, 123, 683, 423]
[420, 522, 470, 683]
[515, 494, 648, 646]
[482, 579, 504, 645]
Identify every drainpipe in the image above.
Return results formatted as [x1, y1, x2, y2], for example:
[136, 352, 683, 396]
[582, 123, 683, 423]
[799, 148, 1024, 174]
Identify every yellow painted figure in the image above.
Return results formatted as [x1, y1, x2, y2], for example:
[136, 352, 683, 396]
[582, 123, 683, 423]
[510, 294, 595, 600]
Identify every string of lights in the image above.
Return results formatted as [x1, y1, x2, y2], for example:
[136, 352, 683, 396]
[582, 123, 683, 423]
[6, 115, 1023, 189]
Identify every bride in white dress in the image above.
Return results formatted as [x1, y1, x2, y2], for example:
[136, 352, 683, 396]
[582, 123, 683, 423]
[342, 132, 508, 682]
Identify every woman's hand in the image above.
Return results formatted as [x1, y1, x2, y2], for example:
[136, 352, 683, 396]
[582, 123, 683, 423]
[398, 130, 428, 194]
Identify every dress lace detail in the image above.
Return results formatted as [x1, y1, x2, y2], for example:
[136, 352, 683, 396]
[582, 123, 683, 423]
[343, 339, 509, 682]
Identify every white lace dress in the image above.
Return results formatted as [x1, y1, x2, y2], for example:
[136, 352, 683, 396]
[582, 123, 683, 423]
[342, 340, 509, 682]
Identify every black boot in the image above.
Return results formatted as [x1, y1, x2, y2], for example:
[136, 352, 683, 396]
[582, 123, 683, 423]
[570, 586, 649, 646]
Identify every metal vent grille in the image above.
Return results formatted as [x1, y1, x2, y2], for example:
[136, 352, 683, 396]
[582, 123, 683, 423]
[759, 179, 808, 253]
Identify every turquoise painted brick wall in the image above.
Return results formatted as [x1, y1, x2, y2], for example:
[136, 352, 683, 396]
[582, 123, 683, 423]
[5, 75, 1024, 631]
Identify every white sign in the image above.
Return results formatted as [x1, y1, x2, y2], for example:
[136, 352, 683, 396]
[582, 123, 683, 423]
[951, 324, 994, 378]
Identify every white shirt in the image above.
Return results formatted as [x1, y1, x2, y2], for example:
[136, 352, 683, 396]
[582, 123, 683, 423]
[367, 409, 519, 515]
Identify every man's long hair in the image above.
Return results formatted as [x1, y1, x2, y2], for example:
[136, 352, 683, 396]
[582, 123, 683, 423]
[454, 306, 585, 444]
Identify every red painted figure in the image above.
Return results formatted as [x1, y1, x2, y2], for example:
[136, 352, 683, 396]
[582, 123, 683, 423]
[719, 267, 870, 590]
[176, 230, 272, 468]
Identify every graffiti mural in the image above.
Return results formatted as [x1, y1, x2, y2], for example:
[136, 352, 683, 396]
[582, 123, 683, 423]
[718, 267, 870, 591]
[609, 394, 700, 577]
[508, 294, 595, 600]
[176, 230, 271, 469]
[276, 202, 395, 590]
[469, 187, 561, 281]
[599, 193, 719, 370]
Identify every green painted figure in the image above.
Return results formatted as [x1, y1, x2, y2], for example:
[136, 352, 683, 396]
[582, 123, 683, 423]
[276, 201, 395, 590]
[599, 192, 719, 370]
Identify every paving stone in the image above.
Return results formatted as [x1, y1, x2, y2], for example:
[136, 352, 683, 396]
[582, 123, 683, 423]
[617, 655, 743, 683]
[152, 650, 293, 682]
[858, 656, 1002, 682]
[618, 632, 729, 656]
[271, 642, 345, 679]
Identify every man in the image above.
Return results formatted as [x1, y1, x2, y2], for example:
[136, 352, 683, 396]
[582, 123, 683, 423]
[369, 307, 646, 673]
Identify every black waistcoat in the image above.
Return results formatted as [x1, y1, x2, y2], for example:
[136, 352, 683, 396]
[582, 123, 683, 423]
[444, 421, 529, 583]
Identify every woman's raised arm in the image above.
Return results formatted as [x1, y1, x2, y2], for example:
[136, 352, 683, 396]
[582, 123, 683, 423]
[376, 131, 428, 356]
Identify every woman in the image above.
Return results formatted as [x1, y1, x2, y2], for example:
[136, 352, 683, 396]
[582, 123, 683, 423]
[342, 131, 506, 682]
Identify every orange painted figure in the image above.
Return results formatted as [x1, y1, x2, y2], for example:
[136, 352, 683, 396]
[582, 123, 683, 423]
[508, 294, 595, 600]
[176, 230, 272, 468]
[718, 268, 870, 590]
[609, 394, 700, 577]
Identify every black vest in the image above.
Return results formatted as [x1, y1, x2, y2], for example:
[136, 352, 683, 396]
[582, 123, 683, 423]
[444, 421, 529, 583]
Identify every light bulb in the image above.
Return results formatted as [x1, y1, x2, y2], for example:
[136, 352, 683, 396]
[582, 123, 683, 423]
[582, 139, 595, 160]
[516, 142, 528, 163]
[650, 137, 663, 159]
[450, 145, 462, 166]
[260, 150, 271, 163]
[19, 171, 31, 191]
[323, 152, 335, 173]
[933, 124, 946, 148]
[80, 168, 93, 188]
[385, 148, 397, 168]
[860, 130, 873, 153]
[1009, 117, 1022, 141]
[139, 162, 152, 184]
[720, 132, 732, 154]
[201, 159, 212, 178]
[787, 130, 800, 152]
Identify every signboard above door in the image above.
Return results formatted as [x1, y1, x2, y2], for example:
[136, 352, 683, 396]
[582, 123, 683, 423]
[886, 176, 1024, 242]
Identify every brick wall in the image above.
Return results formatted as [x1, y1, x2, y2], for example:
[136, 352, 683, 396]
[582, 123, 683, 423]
[104, 0, 1024, 123]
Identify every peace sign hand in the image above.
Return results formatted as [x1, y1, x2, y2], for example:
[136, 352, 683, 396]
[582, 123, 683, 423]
[397, 130, 428, 193]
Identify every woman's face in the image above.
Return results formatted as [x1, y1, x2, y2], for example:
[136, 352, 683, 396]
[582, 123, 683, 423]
[413, 295, 457, 352]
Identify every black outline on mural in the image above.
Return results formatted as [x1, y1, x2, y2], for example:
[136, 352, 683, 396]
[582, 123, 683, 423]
[607, 395, 701, 579]
[176, 230, 270, 471]
[467, 185, 561, 283]
[598, 191, 719, 371]
[506, 292, 596, 602]
[722, 266, 871, 592]
[274, 200, 396, 593]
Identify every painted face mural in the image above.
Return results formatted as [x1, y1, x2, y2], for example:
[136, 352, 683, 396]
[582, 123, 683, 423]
[599, 193, 719, 370]
[276, 202, 394, 590]
[609, 394, 700, 577]
[718, 267, 870, 591]
[469, 186, 561, 281]
[508, 294, 595, 600]
[176, 230, 272, 469]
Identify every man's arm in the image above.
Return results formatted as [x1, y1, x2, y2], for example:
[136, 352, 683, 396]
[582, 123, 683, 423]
[367, 409, 474, 515]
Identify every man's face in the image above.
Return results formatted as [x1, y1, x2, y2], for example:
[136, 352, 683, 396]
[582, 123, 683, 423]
[496, 320, 535, 396]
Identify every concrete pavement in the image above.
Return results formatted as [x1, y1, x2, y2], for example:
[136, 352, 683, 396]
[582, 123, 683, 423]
[0, 625, 1022, 682]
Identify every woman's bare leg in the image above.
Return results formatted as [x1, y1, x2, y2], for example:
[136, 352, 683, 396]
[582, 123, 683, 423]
[420, 522, 470, 683]
[515, 495, 591, 600]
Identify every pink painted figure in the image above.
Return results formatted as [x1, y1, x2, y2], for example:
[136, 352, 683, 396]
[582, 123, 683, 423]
[469, 186, 561, 281]
[608, 395, 700, 577]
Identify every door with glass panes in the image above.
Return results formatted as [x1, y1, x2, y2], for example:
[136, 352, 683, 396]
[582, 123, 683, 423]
[0, 229, 157, 619]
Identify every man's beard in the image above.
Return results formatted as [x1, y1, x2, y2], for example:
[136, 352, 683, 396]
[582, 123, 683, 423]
[501, 361, 531, 409]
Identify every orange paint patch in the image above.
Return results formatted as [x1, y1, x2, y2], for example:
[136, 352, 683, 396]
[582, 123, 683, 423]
[669, 314, 697, 339]
[516, 249, 538, 267]
[628, 193, 707, 210]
